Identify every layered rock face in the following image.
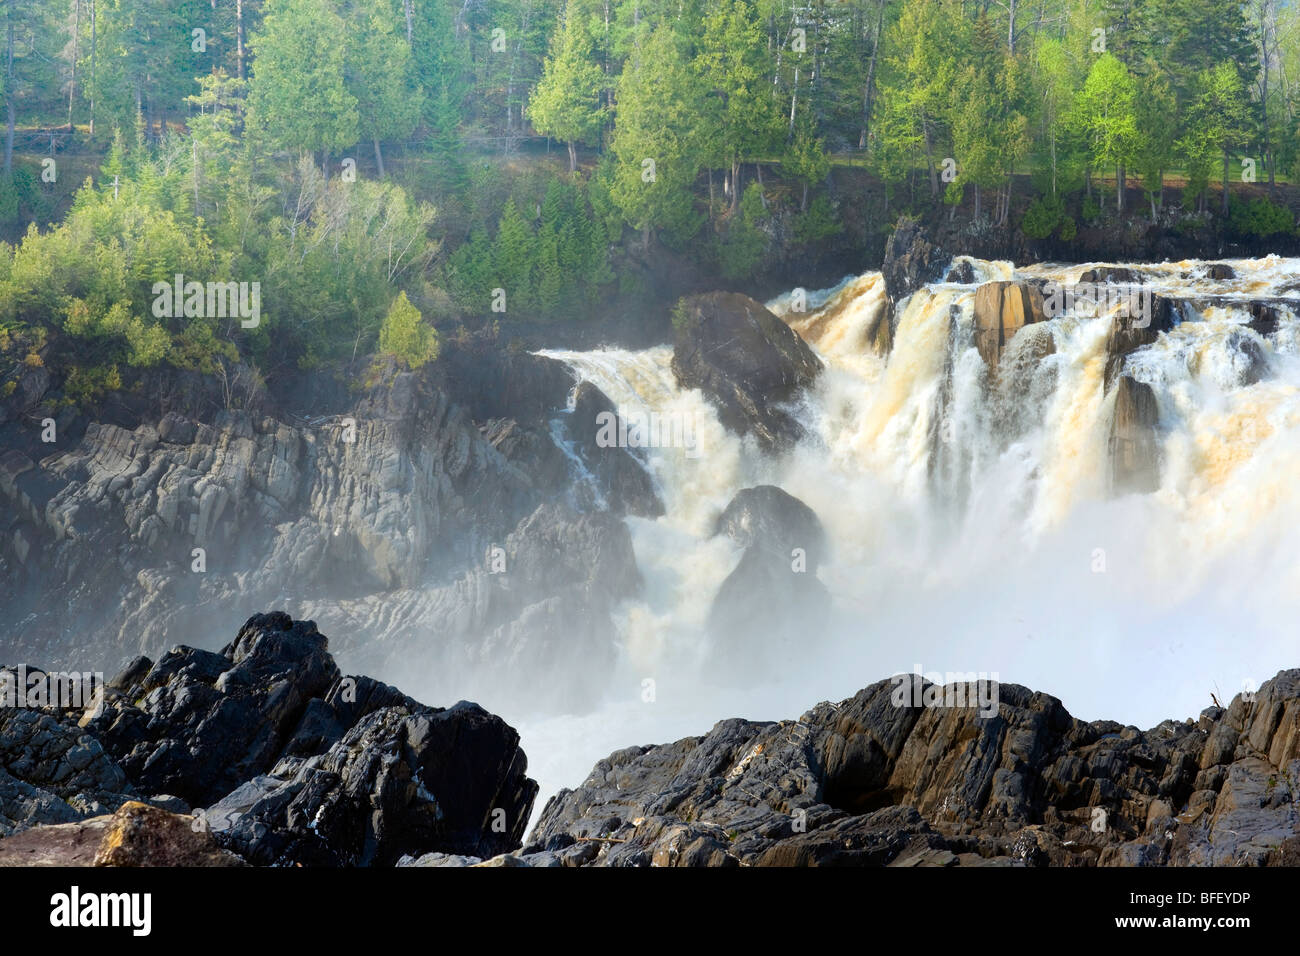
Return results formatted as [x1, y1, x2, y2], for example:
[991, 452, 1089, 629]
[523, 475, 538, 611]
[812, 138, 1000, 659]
[0, 612, 538, 866]
[972, 281, 1047, 369]
[881, 216, 950, 312]
[300, 502, 642, 713]
[1108, 376, 1161, 494]
[409, 668, 1300, 867]
[671, 292, 823, 450]
[0, 351, 651, 709]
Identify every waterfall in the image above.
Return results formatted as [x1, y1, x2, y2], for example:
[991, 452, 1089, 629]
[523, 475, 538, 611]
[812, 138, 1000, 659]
[516, 257, 1300, 820]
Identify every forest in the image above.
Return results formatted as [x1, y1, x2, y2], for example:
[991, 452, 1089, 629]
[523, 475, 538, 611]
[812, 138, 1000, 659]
[0, 0, 1296, 401]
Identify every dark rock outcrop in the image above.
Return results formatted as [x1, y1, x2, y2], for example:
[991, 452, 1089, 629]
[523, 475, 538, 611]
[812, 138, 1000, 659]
[1108, 375, 1160, 494]
[566, 381, 665, 518]
[706, 486, 829, 680]
[421, 667, 1300, 867]
[1103, 294, 1180, 389]
[671, 293, 822, 450]
[1223, 328, 1270, 386]
[0, 699, 135, 836]
[0, 612, 538, 867]
[1078, 266, 1145, 285]
[882, 216, 949, 309]
[944, 259, 977, 284]
[211, 701, 535, 866]
[1206, 263, 1236, 280]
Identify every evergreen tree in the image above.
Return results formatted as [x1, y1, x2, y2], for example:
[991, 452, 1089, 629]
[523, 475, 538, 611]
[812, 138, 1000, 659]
[493, 197, 535, 312]
[247, 0, 358, 162]
[528, 0, 607, 171]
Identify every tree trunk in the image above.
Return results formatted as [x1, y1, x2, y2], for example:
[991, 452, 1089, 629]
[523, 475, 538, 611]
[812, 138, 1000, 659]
[1222, 149, 1230, 215]
[4, 17, 12, 176]
[68, 0, 80, 130]
[858, 0, 886, 148]
[236, 0, 246, 79]
[923, 124, 939, 199]
[89, 0, 97, 136]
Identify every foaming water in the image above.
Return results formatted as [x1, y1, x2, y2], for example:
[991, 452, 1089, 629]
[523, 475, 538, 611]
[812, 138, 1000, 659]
[503, 258, 1300, 820]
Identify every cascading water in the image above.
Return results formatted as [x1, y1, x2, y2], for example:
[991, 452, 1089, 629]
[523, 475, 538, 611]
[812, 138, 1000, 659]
[515, 257, 1300, 820]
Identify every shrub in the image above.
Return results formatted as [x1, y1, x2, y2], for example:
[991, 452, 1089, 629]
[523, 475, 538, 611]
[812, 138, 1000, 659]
[377, 291, 439, 370]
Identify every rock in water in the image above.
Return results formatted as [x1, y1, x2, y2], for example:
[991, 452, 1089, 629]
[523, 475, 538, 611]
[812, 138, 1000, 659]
[1108, 376, 1160, 494]
[1078, 266, 1145, 285]
[706, 486, 829, 680]
[972, 281, 1047, 369]
[1103, 294, 1180, 389]
[944, 259, 977, 284]
[881, 216, 950, 310]
[566, 381, 665, 517]
[671, 293, 822, 450]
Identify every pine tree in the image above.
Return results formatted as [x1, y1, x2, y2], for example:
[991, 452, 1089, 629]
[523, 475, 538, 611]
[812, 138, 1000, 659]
[493, 197, 535, 312]
[609, 23, 708, 246]
[343, 6, 422, 178]
[379, 290, 439, 368]
[528, 0, 607, 171]
[247, 0, 358, 162]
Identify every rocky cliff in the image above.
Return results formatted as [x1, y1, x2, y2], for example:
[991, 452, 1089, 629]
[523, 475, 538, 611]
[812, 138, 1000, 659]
[406, 668, 1300, 867]
[0, 612, 537, 867]
[0, 346, 655, 712]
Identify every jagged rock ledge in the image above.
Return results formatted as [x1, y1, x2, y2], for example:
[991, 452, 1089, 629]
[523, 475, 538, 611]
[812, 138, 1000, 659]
[0, 612, 538, 867]
[406, 669, 1300, 868]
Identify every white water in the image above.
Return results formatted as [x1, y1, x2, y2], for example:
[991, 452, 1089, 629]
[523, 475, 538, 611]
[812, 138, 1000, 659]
[511, 257, 1300, 823]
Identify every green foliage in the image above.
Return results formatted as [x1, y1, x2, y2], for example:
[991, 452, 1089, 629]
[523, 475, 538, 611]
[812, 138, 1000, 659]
[792, 196, 842, 246]
[528, 0, 608, 168]
[248, 0, 359, 157]
[609, 24, 707, 242]
[714, 182, 768, 279]
[1228, 198, 1295, 238]
[378, 291, 440, 368]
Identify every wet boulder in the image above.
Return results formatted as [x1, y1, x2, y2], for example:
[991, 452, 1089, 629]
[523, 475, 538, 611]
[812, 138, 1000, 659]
[1079, 266, 1145, 285]
[566, 381, 665, 518]
[706, 486, 829, 679]
[1108, 375, 1160, 494]
[944, 259, 977, 284]
[882, 216, 950, 308]
[671, 293, 822, 450]
[973, 281, 1047, 369]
